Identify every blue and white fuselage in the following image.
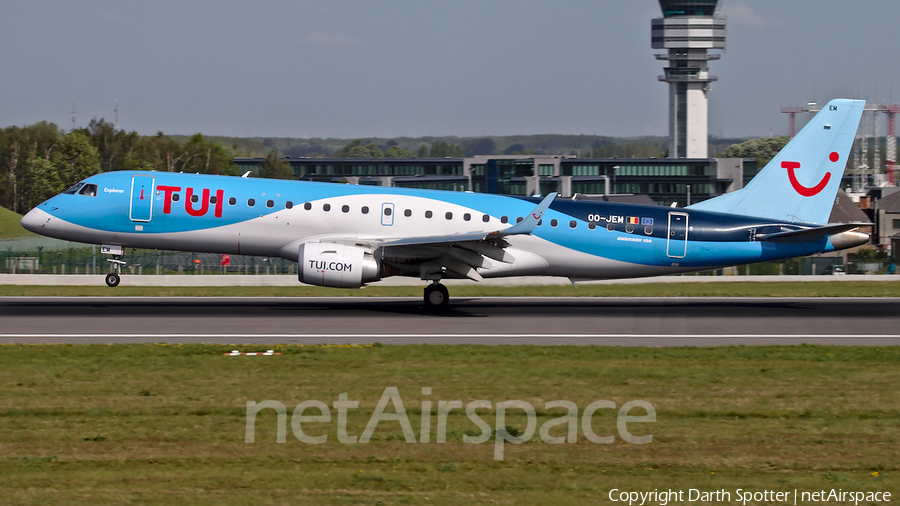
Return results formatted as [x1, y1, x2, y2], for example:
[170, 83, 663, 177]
[19, 171, 860, 276]
[21, 99, 870, 307]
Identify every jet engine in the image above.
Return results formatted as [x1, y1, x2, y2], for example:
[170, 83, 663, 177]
[298, 242, 381, 288]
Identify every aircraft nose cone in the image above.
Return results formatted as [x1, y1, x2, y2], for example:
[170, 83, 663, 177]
[20, 208, 45, 233]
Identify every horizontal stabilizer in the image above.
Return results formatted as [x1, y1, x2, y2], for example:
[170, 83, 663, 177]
[757, 222, 872, 242]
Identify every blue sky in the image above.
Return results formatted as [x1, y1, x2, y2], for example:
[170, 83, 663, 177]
[1, 0, 898, 139]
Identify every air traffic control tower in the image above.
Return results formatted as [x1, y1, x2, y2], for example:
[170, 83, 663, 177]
[652, 0, 726, 158]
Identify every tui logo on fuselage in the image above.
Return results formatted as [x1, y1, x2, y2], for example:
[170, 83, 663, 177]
[157, 185, 225, 217]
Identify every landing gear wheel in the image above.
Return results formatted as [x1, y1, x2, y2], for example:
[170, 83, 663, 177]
[105, 272, 120, 288]
[104, 254, 126, 288]
[423, 283, 449, 311]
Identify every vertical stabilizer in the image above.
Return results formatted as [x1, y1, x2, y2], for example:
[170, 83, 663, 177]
[689, 99, 865, 223]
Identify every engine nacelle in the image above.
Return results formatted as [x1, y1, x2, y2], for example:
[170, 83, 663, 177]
[298, 242, 381, 288]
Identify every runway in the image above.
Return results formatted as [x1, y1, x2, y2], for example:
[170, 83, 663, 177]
[1, 296, 898, 346]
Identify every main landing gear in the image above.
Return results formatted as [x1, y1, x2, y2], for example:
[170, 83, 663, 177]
[105, 255, 126, 287]
[423, 282, 449, 311]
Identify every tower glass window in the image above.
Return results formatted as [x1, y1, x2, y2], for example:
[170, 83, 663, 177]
[658, 0, 719, 17]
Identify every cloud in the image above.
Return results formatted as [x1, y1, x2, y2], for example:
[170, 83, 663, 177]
[306, 32, 364, 48]
[726, 2, 777, 29]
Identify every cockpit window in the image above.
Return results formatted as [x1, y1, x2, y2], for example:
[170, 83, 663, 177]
[78, 184, 98, 197]
[62, 182, 85, 195]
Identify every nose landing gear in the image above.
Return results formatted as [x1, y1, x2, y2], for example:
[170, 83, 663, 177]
[104, 255, 126, 288]
[100, 245, 126, 288]
[105, 271, 120, 287]
[423, 282, 449, 311]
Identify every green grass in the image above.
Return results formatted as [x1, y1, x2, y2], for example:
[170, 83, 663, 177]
[0, 344, 897, 504]
[1, 281, 900, 298]
[0, 205, 34, 239]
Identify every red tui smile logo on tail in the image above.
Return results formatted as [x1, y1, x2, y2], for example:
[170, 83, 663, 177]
[782, 152, 839, 197]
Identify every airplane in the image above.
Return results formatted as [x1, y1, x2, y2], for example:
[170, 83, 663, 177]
[21, 98, 869, 310]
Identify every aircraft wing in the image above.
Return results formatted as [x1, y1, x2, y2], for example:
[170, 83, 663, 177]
[377, 193, 557, 281]
[379, 191, 556, 248]
[378, 230, 499, 249]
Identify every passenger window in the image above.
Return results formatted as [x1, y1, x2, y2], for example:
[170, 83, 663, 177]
[404, 209, 412, 217]
[644, 225, 653, 235]
[464, 213, 471, 221]
[361, 206, 369, 214]
[266, 200, 274, 208]
[384, 207, 392, 216]
[588, 221, 596, 230]
[425, 211, 433, 218]
[342, 205, 350, 213]
[606, 222, 615, 232]
[247, 198, 255, 207]
[482, 214, 490, 223]
[78, 184, 98, 197]
[537, 219, 543, 226]
[191, 194, 199, 203]
[323, 203, 331, 212]
[228, 197, 236, 205]
[210, 195, 217, 204]
[625, 224, 634, 233]
[550, 219, 558, 228]
[501, 216, 508, 224]
[569, 220, 577, 229]
[304, 202, 312, 210]
[285, 201, 293, 209]
[445, 212, 453, 220]
[516, 217, 523, 224]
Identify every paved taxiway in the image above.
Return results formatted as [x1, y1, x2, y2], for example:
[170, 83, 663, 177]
[1, 297, 897, 346]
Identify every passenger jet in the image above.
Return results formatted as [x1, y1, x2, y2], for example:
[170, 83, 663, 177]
[21, 99, 869, 309]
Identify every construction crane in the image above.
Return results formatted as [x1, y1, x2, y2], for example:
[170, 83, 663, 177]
[780, 106, 806, 137]
[880, 104, 900, 185]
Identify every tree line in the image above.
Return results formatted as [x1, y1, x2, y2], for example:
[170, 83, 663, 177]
[0, 119, 249, 214]
[1, 117, 776, 216]
[333, 139, 465, 158]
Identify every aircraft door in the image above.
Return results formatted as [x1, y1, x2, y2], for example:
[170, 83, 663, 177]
[666, 212, 688, 258]
[130, 175, 155, 222]
[381, 203, 394, 226]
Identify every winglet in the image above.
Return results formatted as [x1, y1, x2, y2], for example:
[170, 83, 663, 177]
[497, 192, 557, 237]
